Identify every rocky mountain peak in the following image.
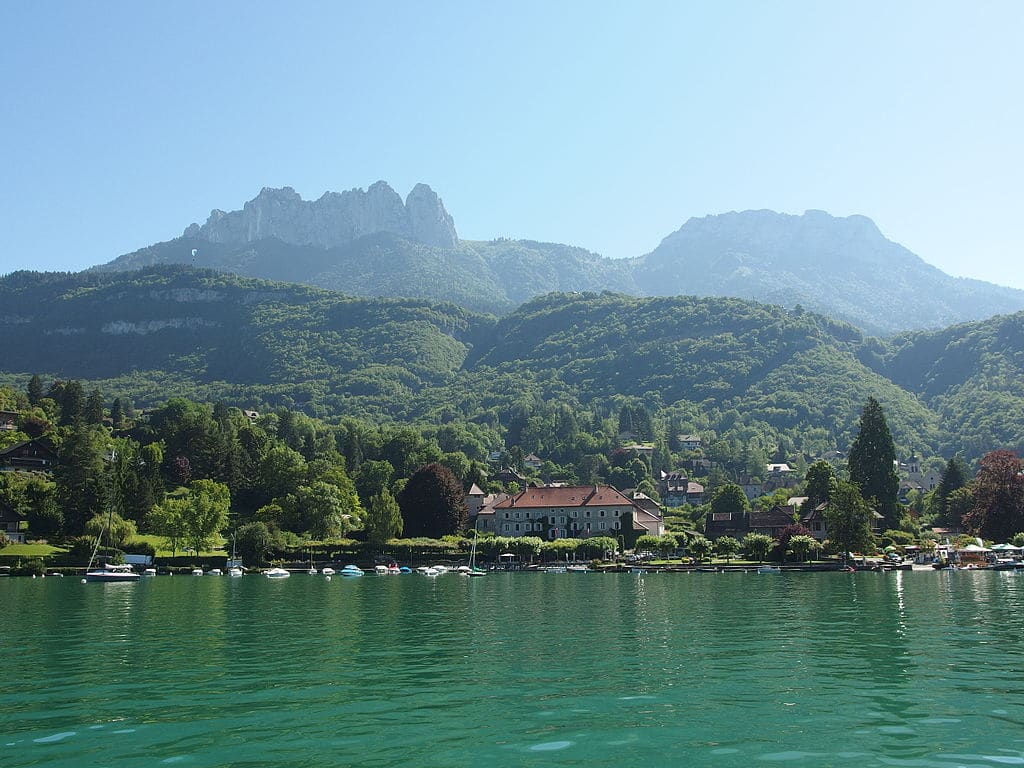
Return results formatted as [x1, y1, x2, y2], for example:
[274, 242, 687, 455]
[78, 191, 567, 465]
[183, 182, 458, 249]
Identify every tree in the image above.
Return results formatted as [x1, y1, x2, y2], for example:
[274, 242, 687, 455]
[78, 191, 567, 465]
[847, 398, 900, 530]
[148, 497, 188, 556]
[396, 463, 468, 538]
[181, 480, 231, 556]
[635, 534, 661, 555]
[824, 480, 874, 560]
[932, 456, 967, 523]
[364, 489, 403, 549]
[285, 481, 360, 539]
[964, 450, 1024, 542]
[714, 535, 740, 562]
[688, 535, 712, 562]
[110, 398, 126, 430]
[58, 380, 85, 426]
[85, 389, 105, 425]
[787, 534, 819, 562]
[776, 523, 812, 562]
[711, 482, 750, 517]
[55, 424, 109, 534]
[801, 460, 836, 512]
[741, 532, 774, 563]
[355, 459, 395, 505]
[27, 374, 43, 406]
[234, 521, 277, 567]
[85, 511, 137, 550]
[945, 487, 974, 530]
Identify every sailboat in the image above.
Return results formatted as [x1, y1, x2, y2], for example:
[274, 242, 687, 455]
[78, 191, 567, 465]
[84, 504, 139, 583]
[227, 530, 243, 576]
[461, 529, 486, 576]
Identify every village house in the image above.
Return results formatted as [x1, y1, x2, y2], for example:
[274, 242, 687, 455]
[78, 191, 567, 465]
[492, 485, 662, 539]
[676, 434, 703, 451]
[0, 438, 58, 473]
[704, 509, 750, 540]
[0, 501, 27, 543]
[799, 502, 884, 542]
[467, 484, 512, 535]
[0, 410, 19, 431]
[658, 471, 705, 506]
[762, 463, 799, 492]
[491, 467, 531, 487]
[750, 505, 798, 539]
[523, 453, 543, 471]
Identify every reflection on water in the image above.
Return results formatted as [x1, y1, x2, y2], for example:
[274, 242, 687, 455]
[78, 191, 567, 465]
[3, 570, 1024, 767]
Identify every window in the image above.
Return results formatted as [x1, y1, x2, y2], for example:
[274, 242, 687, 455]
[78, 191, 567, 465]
[515, 524, 520, 532]
[600, 522, 606, 531]
[503, 524, 510, 532]
[600, 510, 605, 517]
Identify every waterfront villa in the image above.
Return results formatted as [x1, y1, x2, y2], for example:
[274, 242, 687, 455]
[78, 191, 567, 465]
[491, 484, 663, 539]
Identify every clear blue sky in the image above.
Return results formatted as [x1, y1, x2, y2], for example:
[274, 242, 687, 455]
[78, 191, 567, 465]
[2, 2, 1022, 287]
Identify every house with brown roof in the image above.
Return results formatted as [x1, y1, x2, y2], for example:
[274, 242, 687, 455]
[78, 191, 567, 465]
[492, 485, 658, 539]
[0, 501, 27, 543]
[704, 510, 751, 540]
[659, 471, 704, 506]
[0, 438, 58, 473]
[0, 410, 19, 431]
[799, 502, 884, 542]
[750, 505, 797, 538]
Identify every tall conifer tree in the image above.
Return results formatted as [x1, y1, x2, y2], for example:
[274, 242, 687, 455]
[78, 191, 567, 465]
[847, 397, 900, 529]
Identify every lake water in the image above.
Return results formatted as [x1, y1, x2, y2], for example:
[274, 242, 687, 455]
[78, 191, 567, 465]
[3, 570, 1024, 767]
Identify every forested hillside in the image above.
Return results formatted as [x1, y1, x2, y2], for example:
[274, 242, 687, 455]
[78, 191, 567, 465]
[2, 266, 1022, 459]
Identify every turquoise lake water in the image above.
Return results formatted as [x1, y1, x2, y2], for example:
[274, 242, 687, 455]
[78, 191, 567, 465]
[3, 570, 1024, 767]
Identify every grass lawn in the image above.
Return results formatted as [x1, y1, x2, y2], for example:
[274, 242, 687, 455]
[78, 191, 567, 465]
[130, 534, 227, 558]
[0, 542, 67, 557]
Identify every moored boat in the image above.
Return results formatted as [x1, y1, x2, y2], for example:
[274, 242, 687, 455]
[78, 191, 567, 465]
[85, 563, 140, 583]
[340, 564, 364, 577]
[264, 567, 291, 579]
[757, 565, 782, 574]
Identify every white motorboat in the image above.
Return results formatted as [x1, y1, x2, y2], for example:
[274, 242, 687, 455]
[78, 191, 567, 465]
[321, 567, 336, 576]
[228, 566, 243, 577]
[431, 564, 449, 574]
[757, 565, 782, 574]
[85, 563, 140, 583]
[418, 566, 439, 577]
[191, 568, 204, 575]
[143, 568, 157, 577]
[374, 565, 389, 575]
[340, 565, 364, 577]
[264, 567, 291, 579]
[208, 569, 223, 576]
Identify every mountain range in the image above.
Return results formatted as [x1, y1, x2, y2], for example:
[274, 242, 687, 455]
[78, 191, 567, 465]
[96, 182, 1024, 335]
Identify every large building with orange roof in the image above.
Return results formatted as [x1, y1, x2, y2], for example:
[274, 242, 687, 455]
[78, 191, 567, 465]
[490, 485, 663, 539]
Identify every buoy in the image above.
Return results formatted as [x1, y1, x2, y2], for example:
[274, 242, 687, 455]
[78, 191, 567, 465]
[81, 578, 87, 584]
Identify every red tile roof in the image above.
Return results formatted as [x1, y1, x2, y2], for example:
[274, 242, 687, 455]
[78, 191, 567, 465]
[493, 485, 636, 509]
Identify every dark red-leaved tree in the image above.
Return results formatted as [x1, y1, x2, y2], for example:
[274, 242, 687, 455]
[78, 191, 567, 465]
[776, 523, 812, 562]
[396, 463, 468, 538]
[963, 450, 1024, 542]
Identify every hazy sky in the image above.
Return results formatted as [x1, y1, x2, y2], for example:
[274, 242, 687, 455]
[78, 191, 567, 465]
[2, 2, 1022, 286]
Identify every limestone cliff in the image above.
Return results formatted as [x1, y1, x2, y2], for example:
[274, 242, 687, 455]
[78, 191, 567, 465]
[183, 181, 458, 249]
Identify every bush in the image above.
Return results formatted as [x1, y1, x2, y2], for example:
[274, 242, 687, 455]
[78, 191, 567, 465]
[123, 540, 156, 557]
[19, 558, 46, 577]
[67, 537, 123, 564]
